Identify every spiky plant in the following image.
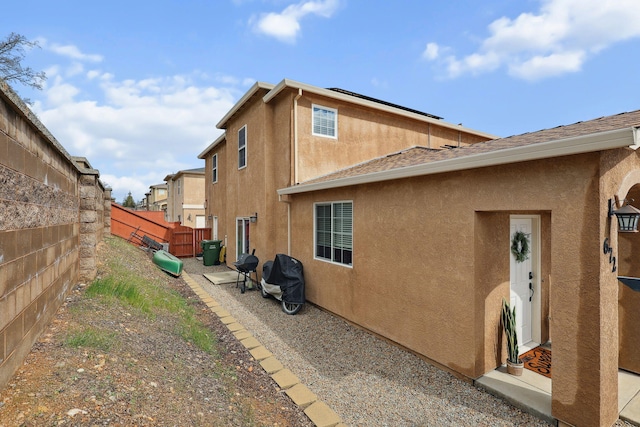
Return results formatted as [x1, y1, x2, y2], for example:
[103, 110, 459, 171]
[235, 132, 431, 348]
[501, 298, 520, 363]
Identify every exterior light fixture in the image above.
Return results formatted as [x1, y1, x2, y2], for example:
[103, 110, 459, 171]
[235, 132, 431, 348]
[250, 212, 258, 223]
[609, 198, 640, 232]
[208, 214, 213, 220]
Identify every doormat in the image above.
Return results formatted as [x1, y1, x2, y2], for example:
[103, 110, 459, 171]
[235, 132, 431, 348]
[520, 346, 552, 378]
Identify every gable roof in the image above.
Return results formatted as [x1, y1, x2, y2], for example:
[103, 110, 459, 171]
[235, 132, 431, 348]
[263, 79, 496, 140]
[198, 132, 226, 159]
[278, 110, 640, 196]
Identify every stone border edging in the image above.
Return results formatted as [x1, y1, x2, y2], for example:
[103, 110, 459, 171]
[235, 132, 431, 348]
[182, 272, 346, 427]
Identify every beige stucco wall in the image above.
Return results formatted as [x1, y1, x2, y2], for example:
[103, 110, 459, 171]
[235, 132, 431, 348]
[204, 141, 227, 243]
[292, 90, 490, 184]
[285, 148, 640, 427]
[203, 91, 293, 264]
[163, 173, 204, 227]
[202, 88, 491, 267]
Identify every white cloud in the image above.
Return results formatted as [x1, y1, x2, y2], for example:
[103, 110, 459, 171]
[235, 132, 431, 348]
[40, 39, 104, 62]
[251, 0, 340, 43]
[31, 66, 241, 202]
[425, 0, 640, 81]
[422, 42, 439, 60]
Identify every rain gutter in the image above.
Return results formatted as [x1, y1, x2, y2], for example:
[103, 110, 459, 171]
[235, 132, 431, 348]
[277, 127, 639, 196]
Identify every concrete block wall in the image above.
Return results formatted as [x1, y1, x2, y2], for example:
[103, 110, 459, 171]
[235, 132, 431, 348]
[0, 81, 110, 388]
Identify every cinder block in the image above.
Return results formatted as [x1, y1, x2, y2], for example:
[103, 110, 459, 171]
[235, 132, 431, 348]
[260, 356, 283, 374]
[285, 383, 317, 408]
[304, 401, 342, 427]
[226, 322, 244, 332]
[271, 369, 299, 390]
[233, 330, 251, 340]
[219, 316, 236, 325]
[249, 346, 273, 361]
[240, 336, 261, 350]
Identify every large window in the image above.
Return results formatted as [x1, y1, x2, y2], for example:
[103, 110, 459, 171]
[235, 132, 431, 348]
[238, 125, 247, 169]
[212, 153, 218, 183]
[315, 201, 352, 266]
[312, 105, 337, 138]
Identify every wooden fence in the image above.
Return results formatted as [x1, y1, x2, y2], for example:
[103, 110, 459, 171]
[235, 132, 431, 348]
[111, 203, 211, 257]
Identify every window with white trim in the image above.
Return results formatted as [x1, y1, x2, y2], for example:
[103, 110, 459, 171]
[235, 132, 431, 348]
[315, 201, 352, 266]
[312, 105, 337, 138]
[238, 125, 247, 169]
[212, 153, 218, 183]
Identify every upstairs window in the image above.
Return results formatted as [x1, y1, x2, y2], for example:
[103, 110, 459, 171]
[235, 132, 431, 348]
[312, 105, 337, 138]
[315, 201, 352, 266]
[212, 153, 218, 183]
[238, 125, 247, 169]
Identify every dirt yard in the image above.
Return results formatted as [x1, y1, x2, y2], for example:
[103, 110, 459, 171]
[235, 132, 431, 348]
[0, 236, 312, 426]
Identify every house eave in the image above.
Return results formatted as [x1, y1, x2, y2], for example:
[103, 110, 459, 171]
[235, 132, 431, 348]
[216, 81, 275, 130]
[198, 132, 226, 159]
[263, 78, 498, 140]
[277, 127, 638, 196]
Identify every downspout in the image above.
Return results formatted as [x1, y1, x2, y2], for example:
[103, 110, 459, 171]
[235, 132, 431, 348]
[279, 194, 292, 255]
[630, 127, 640, 150]
[281, 89, 302, 256]
[293, 89, 302, 184]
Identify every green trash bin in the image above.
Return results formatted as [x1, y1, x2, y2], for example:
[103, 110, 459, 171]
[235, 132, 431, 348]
[201, 240, 222, 266]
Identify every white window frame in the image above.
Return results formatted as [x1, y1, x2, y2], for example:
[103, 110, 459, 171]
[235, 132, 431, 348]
[212, 153, 218, 183]
[312, 104, 337, 139]
[238, 125, 247, 169]
[236, 217, 250, 260]
[314, 201, 353, 267]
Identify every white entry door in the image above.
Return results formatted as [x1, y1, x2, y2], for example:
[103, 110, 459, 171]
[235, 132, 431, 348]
[510, 217, 535, 352]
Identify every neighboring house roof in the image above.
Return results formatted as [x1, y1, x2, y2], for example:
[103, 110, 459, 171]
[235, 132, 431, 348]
[150, 183, 167, 189]
[279, 110, 640, 195]
[164, 167, 205, 182]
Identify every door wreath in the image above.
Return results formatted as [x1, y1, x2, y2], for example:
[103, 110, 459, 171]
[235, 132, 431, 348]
[511, 231, 530, 262]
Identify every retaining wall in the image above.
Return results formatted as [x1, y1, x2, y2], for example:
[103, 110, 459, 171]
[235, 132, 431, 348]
[0, 81, 111, 388]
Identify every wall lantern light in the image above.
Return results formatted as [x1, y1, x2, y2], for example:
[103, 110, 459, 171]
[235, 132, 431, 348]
[609, 198, 640, 232]
[208, 214, 213, 220]
[250, 212, 258, 223]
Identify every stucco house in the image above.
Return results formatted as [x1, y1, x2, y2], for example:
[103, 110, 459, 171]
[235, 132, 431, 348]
[198, 78, 640, 427]
[164, 167, 206, 228]
[146, 183, 168, 212]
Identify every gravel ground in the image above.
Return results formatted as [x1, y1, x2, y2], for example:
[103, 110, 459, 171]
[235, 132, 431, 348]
[184, 258, 557, 427]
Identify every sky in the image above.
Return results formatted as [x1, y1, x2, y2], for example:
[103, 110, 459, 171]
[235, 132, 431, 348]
[3, 0, 640, 203]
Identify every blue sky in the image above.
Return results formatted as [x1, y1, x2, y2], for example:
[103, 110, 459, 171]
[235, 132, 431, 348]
[3, 0, 640, 202]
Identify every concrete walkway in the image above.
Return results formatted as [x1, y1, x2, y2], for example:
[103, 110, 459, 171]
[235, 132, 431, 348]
[476, 365, 640, 426]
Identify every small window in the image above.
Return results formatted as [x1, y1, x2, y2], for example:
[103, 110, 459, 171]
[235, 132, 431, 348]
[315, 201, 352, 266]
[177, 179, 181, 195]
[212, 154, 218, 183]
[238, 125, 247, 169]
[312, 105, 337, 138]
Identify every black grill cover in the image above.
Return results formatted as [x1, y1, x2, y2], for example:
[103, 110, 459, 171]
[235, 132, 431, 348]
[262, 254, 305, 304]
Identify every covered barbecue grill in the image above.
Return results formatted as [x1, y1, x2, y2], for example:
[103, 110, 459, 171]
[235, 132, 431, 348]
[260, 254, 305, 314]
[234, 249, 259, 293]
